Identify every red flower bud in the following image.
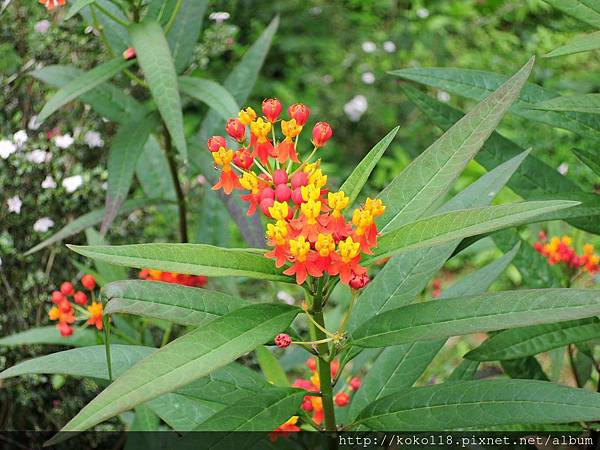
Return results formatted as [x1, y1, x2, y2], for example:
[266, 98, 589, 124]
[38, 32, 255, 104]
[290, 171, 308, 188]
[301, 399, 313, 412]
[272, 169, 289, 186]
[122, 47, 136, 60]
[291, 187, 304, 205]
[81, 274, 96, 290]
[74, 291, 88, 305]
[207, 136, 227, 153]
[335, 392, 350, 407]
[60, 281, 74, 296]
[260, 198, 275, 217]
[306, 358, 317, 371]
[533, 242, 543, 253]
[275, 184, 292, 202]
[233, 148, 254, 169]
[274, 333, 292, 348]
[349, 272, 370, 290]
[330, 359, 340, 378]
[288, 103, 310, 126]
[57, 322, 73, 337]
[51, 291, 64, 304]
[262, 98, 282, 122]
[312, 122, 332, 147]
[259, 187, 275, 202]
[349, 377, 361, 391]
[59, 299, 72, 313]
[538, 230, 547, 241]
[225, 118, 245, 142]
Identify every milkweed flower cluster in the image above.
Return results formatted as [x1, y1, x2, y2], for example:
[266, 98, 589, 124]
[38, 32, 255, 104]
[209, 99, 384, 286]
[139, 269, 208, 287]
[48, 275, 103, 337]
[271, 358, 360, 437]
[534, 232, 599, 274]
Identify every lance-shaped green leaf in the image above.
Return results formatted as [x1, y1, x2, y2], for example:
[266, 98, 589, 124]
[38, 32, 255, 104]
[167, 0, 208, 73]
[179, 76, 239, 121]
[67, 243, 292, 282]
[532, 94, 600, 114]
[37, 58, 134, 123]
[147, 394, 224, 431]
[340, 127, 399, 208]
[129, 20, 187, 161]
[352, 289, 600, 348]
[46, 303, 300, 444]
[0, 345, 155, 380]
[255, 346, 288, 387]
[379, 58, 533, 230]
[85, 228, 128, 283]
[546, 31, 600, 57]
[573, 148, 600, 176]
[367, 200, 578, 262]
[129, 404, 160, 432]
[24, 198, 163, 256]
[392, 66, 600, 142]
[543, 0, 600, 28]
[194, 387, 304, 432]
[136, 136, 177, 201]
[352, 380, 600, 430]
[0, 326, 98, 347]
[65, 0, 96, 19]
[466, 318, 600, 361]
[401, 85, 600, 234]
[102, 114, 158, 234]
[103, 280, 248, 326]
[31, 65, 144, 124]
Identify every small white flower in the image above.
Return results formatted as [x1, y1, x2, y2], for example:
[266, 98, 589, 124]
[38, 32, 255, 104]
[361, 41, 376, 53]
[209, 11, 230, 23]
[33, 217, 54, 233]
[558, 162, 569, 175]
[13, 130, 28, 147]
[26, 149, 51, 164]
[7, 196, 22, 214]
[437, 90, 451, 102]
[344, 95, 369, 122]
[416, 7, 430, 18]
[42, 175, 57, 189]
[277, 291, 295, 305]
[28, 115, 41, 130]
[0, 139, 16, 159]
[383, 41, 396, 53]
[62, 175, 83, 193]
[361, 72, 375, 84]
[34, 19, 51, 33]
[54, 134, 74, 149]
[84, 131, 104, 148]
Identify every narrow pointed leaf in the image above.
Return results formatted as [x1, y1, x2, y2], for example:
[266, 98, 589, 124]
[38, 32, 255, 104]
[573, 148, 600, 176]
[255, 346, 288, 387]
[67, 243, 292, 282]
[129, 20, 187, 161]
[0, 345, 155, 380]
[102, 114, 157, 233]
[393, 66, 600, 142]
[37, 58, 134, 123]
[532, 94, 600, 114]
[352, 380, 600, 430]
[179, 76, 239, 120]
[65, 0, 96, 19]
[167, 0, 208, 73]
[24, 198, 163, 256]
[129, 405, 160, 431]
[379, 58, 534, 230]
[103, 280, 248, 326]
[0, 326, 98, 347]
[47, 303, 300, 443]
[340, 127, 399, 208]
[85, 228, 128, 283]
[352, 289, 600, 348]
[543, 0, 600, 28]
[368, 200, 578, 262]
[136, 136, 177, 201]
[546, 31, 600, 57]
[31, 65, 144, 124]
[466, 318, 600, 361]
[147, 394, 224, 431]
[401, 85, 600, 233]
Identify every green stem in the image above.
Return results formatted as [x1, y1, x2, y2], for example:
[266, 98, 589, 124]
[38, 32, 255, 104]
[308, 287, 337, 432]
[163, 126, 189, 243]
[94, 1, 130, 27]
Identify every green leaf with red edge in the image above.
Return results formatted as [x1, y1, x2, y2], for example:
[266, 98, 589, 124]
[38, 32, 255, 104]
[67, 243, 293, 282]
[46, 303, 300, 445]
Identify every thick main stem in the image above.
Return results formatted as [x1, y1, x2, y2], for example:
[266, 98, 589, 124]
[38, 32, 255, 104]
[163, 128, 188, 243]
[309, 289, 337, 432]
